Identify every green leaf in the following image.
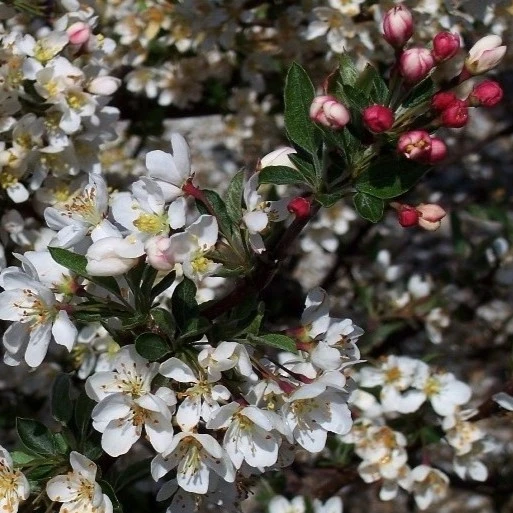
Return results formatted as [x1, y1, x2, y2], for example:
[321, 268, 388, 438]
[284, 63, 321, 156]
[356, 64, 389, 104]
[338, 53, 359, 86]
[72, 311, 104, 322]
[16, 418, 59, 457]
[225, 169, 245, 223]
[51, 374, 73, 425]
[10, 451, 38, 465]
[259, 165, 311, 187]
[354, 157, 430, 199]
[316, 191, 345, 208]
[100, 480, 123, 513]
[150, 270, 176, 300]
[112, 457, 152, 492]
[402, 77, 436, 109]
[195, 189, 232, 237]
[172, 278, 199, 333]
[151, 307, 176, 340]
[353, 192, 384, 223]
[135, 332, 170, 361]
[247, 333, 297, 353]
[48, 247, 121, 296]
[288, 153, 319, 188]
[74, 392, 95, 442]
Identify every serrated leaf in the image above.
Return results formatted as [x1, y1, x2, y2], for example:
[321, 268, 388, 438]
[225, 169, 245, 223]
[356, 64, 389, 104]
[135, 332, 170, 361]
[284, 63, 321, 156]
[338, 53, 359, 86]
[151, 307, 176, 340]
[172, 278, 199, 333]
[195, 189, 232, 237]
[48, 247, 121, 296]
[16, 418, 58, 456]
[402, 77, 436, 109]
[353, 192, 384, 223]
[316, 191, 345, 208]
[247, 333, 297, 353]
[259, 165, 310, 187]
[288, 153, 318, 188]
[354, 157, 430, 199]
[150, 270, 177, 300]
[51, 374, 73, 425]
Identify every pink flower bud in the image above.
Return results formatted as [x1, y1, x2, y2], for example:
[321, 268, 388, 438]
[287, 197, 311, 218]
[399, 48, 435, 83]
[87, 76, 121, 96]
[431, 91, 458, 112]
[382, 5, 414, 49]
[426, 137, 447, 163]
[465, 35, 507, 75]
[469, 80, 504, 107]
[310, 95, 350, 129]
[416, 203, 446, 231]
[362, 104, 395, 133]
[145, 236, 175, 271]
[397, 130, 432, 160]
[67, 22, 91, 46]
[440, 99, 469, 128]
[396, 204, 420, 227]
[432, 32, 460, 62]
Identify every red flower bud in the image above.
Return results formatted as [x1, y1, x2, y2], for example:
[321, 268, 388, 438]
[397, 130, 432, 160]
[287, 197, 312, 219]
[399, 47, 435, 83]
[362, 104, 395, 133]
[432, 32, 460, 62]
[396, 205, 420, 227]
[426, 137, 447, 163]
[431, 91, 458, 112]
[382, 5, 414, 49]
[469, 80, 504, 107]
[310, 95, 350, 129]
[440, 99, 469, 128]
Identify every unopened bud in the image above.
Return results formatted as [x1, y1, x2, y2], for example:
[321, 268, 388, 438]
[416, 203, 446, 231]
[399, 47, 435, 83]
[469, 80, 504, 107]
[382, 5, 414, 49]
[432, 32, 460, 62]
[397, 130, 432, 160]
[431, 91, 458, 112]
[87, 76, 121, 96]
[464, 35, 506, 75]
[145, 236, 175, 271]
[67, 21, 91, 45]
[426, 137, 447, 163]
[440, 99, 469, 128]
[395, 204, 420, 227]
[287, 197, 311, 219]
[310, 95, 350, 129]
[362, 104, 395, 133]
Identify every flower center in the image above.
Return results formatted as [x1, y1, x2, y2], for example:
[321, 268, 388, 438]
[133, 212, 168, 235]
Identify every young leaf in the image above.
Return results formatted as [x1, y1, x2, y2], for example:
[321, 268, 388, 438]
[151, 307, 176, 340]
[150, 270, 176, 300]
[316, 191, 346, 208]
[100, 480, 123, 513]
[338, 53, 359, 86]
[356, 64, 389, 104]
[16, 418, 59, 456]
[402, 77, 436, 109]
[225, 169, 245, 223]
[259, 165, 312, 187]
[51, 374, 73, 425]
[74, 392, 95, 442]
[195, 189, 232, 237]
[353, 192, 384, 223]
[354, 157, 430, 199]
[112, 457, 152, 492]
[135, 332, 171, 361]
[284, 63, 321, 156]
[247, 333, 298, 353]
[172, 277, 199, 333]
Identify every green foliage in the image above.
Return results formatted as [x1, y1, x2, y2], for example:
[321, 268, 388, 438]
[225, 169, 246, 223]
[284, 63, 322, 157]
[353, 192, 385, 223]
[135, 332, 171, 361]
[16, 418, 66, 457]
[247, 333, 297, 353]
[259, 165, 314, 188]
[196, 189, 233, 237]
[51, 374, 74, 425]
